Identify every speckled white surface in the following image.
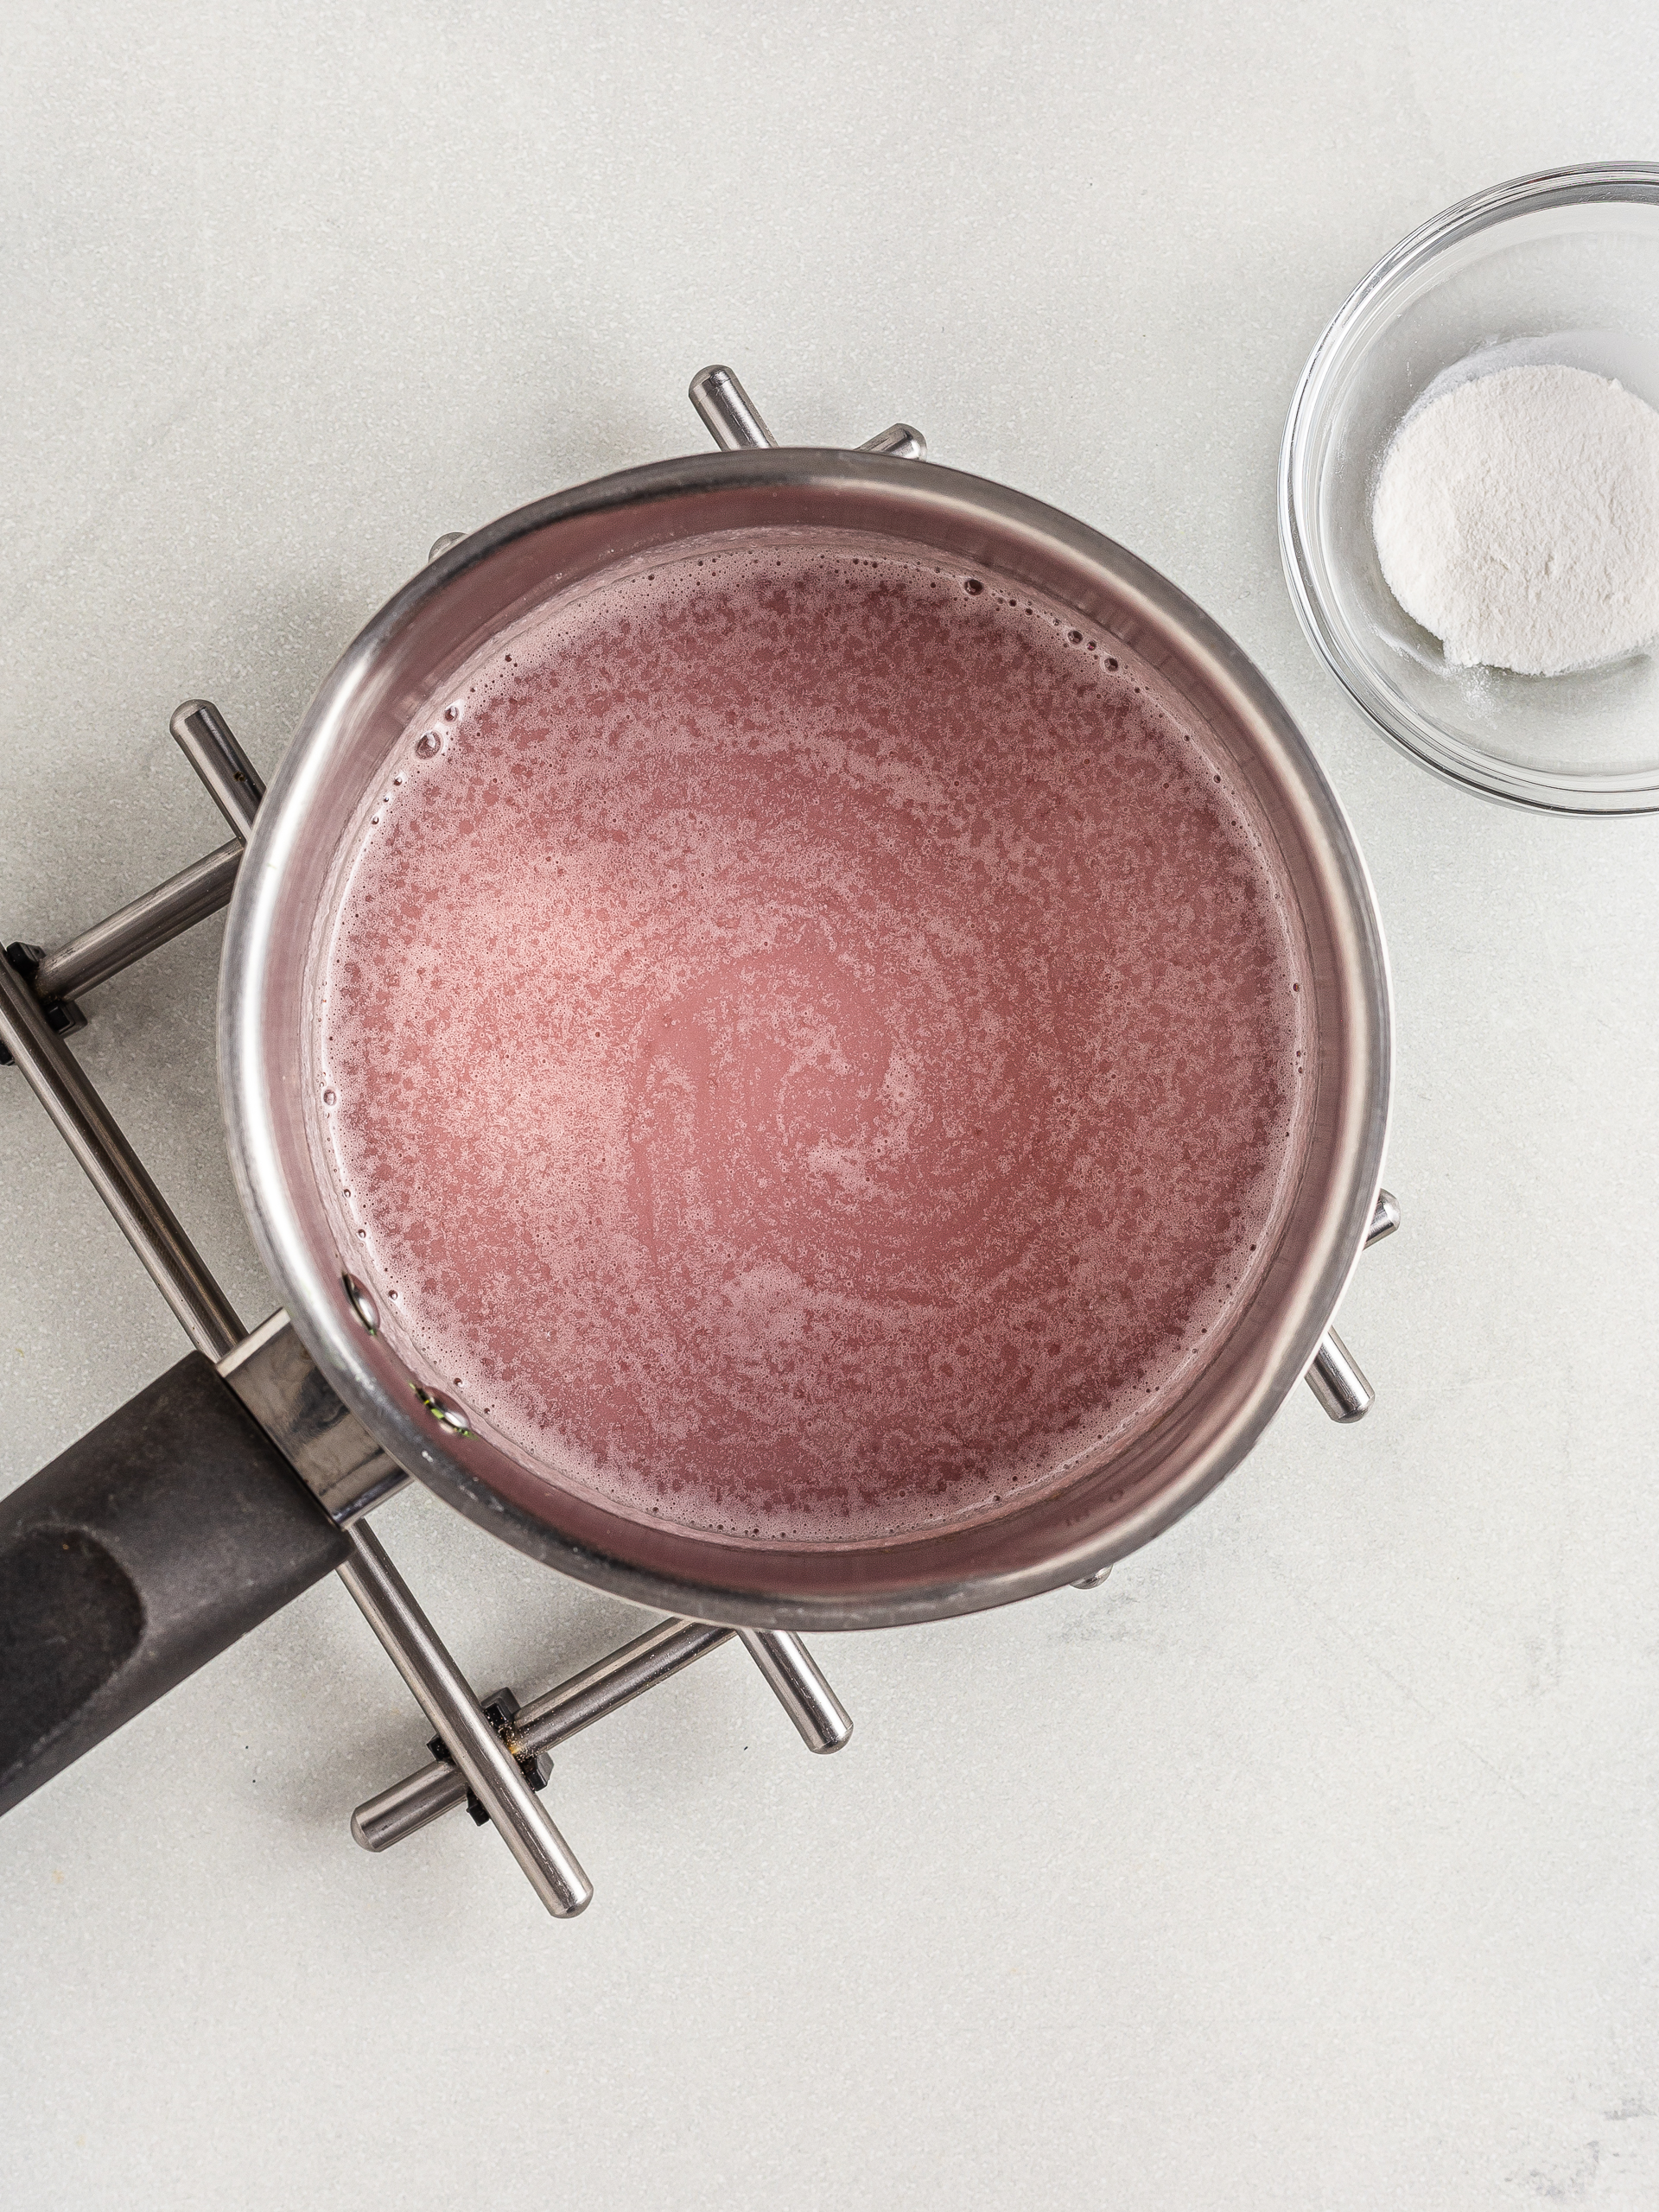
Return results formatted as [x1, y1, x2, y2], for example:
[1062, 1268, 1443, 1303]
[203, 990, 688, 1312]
[3, 5, 1658, 2207]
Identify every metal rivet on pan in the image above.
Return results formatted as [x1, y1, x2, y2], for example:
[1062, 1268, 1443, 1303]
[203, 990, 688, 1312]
[342, 1274, 379, 1333]
[413, 1383, 473, 1437]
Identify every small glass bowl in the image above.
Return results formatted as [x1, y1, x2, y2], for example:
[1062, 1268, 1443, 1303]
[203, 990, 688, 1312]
[1279, 163, 1659, 815]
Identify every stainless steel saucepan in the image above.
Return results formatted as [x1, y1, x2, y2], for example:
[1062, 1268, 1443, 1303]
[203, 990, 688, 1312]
[0, 369, 1391, 1910]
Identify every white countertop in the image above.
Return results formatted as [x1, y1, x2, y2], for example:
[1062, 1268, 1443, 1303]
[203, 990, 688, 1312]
[3, 6, 1657, 2207]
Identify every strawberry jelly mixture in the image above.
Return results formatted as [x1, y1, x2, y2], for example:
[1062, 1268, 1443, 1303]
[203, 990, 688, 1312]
[317, 543, 1308, 1541]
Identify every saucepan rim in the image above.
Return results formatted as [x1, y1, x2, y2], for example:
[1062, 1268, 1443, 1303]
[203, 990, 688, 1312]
[220, 446, 1391, 1630]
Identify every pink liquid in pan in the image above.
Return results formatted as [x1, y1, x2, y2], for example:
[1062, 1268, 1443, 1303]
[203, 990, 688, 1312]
[320, 543, 1309, 1541]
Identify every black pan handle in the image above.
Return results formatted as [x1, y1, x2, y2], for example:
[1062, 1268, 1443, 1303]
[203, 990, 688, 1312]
[0, 1352, 347, 1818]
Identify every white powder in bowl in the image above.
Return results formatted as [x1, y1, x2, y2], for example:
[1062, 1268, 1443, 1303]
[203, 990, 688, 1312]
[1371, 363, 1659, 677]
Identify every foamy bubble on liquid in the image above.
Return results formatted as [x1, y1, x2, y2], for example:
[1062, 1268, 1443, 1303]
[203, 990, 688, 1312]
[315, 540, 1312, 1541]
